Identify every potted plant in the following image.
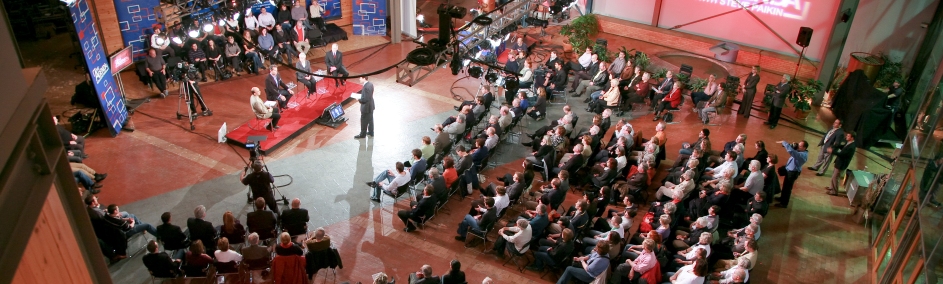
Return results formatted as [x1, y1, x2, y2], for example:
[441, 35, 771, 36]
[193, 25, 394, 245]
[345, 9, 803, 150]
[593, 43, 613, 62]
[875, 53, 905, 89]
[688, 77, 708, 93]
[559, 14, 600, 52]
[653, 68, 668, 80]
[825, 67, 847, 106]
[633, 51, 651, 72]
[789, 78, 823, 118]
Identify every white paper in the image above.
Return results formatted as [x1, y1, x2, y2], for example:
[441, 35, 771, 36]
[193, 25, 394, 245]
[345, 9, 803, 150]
[350, 92, 362, 100]
[264, 101, 277, 107]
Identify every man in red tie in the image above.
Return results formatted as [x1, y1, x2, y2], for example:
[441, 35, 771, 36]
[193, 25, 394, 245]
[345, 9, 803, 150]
[324, 43, 349, 87]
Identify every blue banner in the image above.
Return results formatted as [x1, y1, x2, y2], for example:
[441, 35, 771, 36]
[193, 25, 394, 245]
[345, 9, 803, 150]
[318, 0, 342, 21]
[68, 0, 128, 136]
[114, 0, 160, 61]
[353, 0, 386, 35]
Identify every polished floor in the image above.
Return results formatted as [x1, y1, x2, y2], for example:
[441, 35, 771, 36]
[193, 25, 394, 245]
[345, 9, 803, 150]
[25, 21, 893, 284]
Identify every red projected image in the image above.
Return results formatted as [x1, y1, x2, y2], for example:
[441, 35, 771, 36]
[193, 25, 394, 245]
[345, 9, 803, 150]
[659, 0, 840, 60]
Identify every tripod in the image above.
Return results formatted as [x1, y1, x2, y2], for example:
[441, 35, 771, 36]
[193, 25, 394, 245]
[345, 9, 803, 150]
[244, 154, 290, 206]
[175, 79, 212, 130]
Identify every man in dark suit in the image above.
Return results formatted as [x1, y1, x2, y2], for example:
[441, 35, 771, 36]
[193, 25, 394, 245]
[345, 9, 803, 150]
[295, 53, 316, 97]
[652, 70, 675, 109]
[399, 185, 438, 232]
[739, 66, 761, 117]
[354, 76, 374, 138]
[246, 198, 279, 240]
[552, 144, 584, 176]
[186, 205, 217, 256]
[827, 132, 857, 195]
[809, 119, 845, 175]
[265, 65, 294, 109]
[455, 197, 497, 241]
[424, 169, 449, 205]
[271, 24, 296, 65]
[155, 212, 189, 255]
[766, 74, 791, 129]
[279, 198, 309, 236]
[545, 61, 568, 99]
[569, 53, 599, 91]
[324, 43, 349, 86]
[142, 240, 181, 278]
[544, 50, 561, 70]
[408, 264, 441, 284]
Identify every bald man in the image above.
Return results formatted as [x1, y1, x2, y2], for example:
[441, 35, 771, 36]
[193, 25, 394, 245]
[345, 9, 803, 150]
[250, 87, 281, 130]
[279, 198, 309, 236]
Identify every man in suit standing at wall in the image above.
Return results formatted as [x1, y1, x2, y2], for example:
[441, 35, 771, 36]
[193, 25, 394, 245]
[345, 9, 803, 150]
[354, 76, 374, 139]
[827, 132, 857, 196]
[808, 119, 844, 175]
[265, 66, 294, 109]
[325, 43, 349, 87]
[766, 74, 791, 129]
[739, 66, 761, 117]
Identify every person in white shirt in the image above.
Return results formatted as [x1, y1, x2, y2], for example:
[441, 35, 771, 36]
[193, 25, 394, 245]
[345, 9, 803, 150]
[657, 170, 695, 200]
[309, 1, 324, 30]
[714, 257, 750, 284]
[367, 162, 411, 202]
[669, 258, 708, 284]
[484, 127, 499, 150]
[244, 10, 259, 31]
[703, 152, 739, 181]
[150, 27, 173, 57]
[569, 47, 593, 72]
[518, 61, 534, 89]
[258, 9, 277, 31]
[214, 237, 243, 263]
[491, 219, 532, 257]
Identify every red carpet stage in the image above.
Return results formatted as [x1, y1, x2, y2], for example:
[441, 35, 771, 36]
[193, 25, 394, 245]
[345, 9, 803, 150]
[225, 80, 362, 152]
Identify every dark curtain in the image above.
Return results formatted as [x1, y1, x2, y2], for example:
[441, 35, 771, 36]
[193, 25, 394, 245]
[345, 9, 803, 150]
[831, 70, 890, 149]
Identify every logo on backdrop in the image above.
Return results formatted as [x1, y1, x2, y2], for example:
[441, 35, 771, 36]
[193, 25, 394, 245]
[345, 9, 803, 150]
[92, 63, 110, 84]
[698, 0, 810, 20]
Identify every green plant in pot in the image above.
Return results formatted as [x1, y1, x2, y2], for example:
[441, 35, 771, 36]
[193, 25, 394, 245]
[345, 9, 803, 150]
[789, 78, 823, 112]
[593, 44, 613, 63]
[653, 68, 668, 80]
[559, 14, 600, 52]
[688, 77, 708, 93]
[633, 51, 650, 72]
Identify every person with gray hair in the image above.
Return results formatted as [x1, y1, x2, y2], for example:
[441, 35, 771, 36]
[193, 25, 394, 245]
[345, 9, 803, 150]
[673, 217, 710, 251]
[408, 264, 440, 284]
[714, 257, 751, 283]
[491, 218, 533, 258]
[657, 169, 696, 200]
[241, 232, 270, 263]
[187, 205, 218, 257]
[767, 73, 792, 128]
[737, 160, 765, 202]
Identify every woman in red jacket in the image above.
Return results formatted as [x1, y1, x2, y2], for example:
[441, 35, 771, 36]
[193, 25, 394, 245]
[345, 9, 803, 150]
[654, 81, 683, 120]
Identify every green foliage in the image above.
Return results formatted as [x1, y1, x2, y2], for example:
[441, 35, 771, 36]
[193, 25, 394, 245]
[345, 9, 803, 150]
[593, 44, 613, 63]
[875, 53, 905, 89]
[829, 66, 847, 93]
[788, 78, 823, 112]
[633, 51, 650, 72]
[689, 77, 708, 93]
[653, 68, 668, 79]
[559, 14, 600, 51]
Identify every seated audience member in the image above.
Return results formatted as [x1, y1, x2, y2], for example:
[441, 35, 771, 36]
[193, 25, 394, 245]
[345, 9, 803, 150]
[715, 239, 758, 273]
[187, 205, 217, 256]
[219, 211, 247, 246]
[280, 198, 310, 236]
[738, 194, 768, 227]
[735, 160, 765, 203]
[491, 219, 533, 258]
[398, 185, 437, 232]
[103, 204, 157, 238]
[656, 170, 696, 201]
[143, 240, 181, 278]
[526, 228, 575, 272]
[652, 81, 683, 120]
[304, 227, 331, 252]
[442, 156, 459, 188]
[611, 239, 658, 284]
[526, 88, 547, 119]
[156, 212, 190, 256]
[669, 258, 709, 284]
[419, 136, 435, 160]
[673, 233, 712, 271]
[455, 197, 498, 241]
[367, 162, 411, 202]
[438, 113, 467, 140]
[442, 260, 466, 284]
[679, 129, 712, 156]
[241, 233, 271, 265]
[424, 168, 449, 204]
[250, 86, 281, 130]
[607, 195, 638, 219]
[471, 185, 509, 215]
[409, 264, 441, 284]
[551, 144, 584, 176]
[433, 125, 452, 155]
[275, 232, 303, 256]
[555, 241, 611, 284]
[698, 85, 726, 125]
[247, 197, 279, 241]
[712, 257, 751, 284]
[185, 240, 214, 269]
[215, 237, 244, 263]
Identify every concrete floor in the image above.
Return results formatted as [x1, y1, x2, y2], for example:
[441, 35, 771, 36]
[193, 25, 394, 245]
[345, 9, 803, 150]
[22, 10, 894, 284]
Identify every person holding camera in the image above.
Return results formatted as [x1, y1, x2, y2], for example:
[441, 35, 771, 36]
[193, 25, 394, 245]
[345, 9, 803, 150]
[241, 160, 279, 212]
[775, 140, 808, 208]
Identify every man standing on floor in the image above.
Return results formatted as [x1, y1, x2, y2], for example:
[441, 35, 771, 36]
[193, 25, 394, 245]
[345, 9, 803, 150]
[766, 74, 791, 129]
[827, 132, 857, 196]
[775, 140, 808, 208]
[325, 43, 349, 87]
[808, 119, 844, 176]
[739, 66, 760, 117]
[354, 76, 375, 139]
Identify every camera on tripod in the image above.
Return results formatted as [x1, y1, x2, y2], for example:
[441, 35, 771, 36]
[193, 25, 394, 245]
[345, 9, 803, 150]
[171, 62, 200, 82]
[246, 135, 268, 162]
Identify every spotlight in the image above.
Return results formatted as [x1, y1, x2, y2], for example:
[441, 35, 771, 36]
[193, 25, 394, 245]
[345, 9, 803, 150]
[203, 23, 214, 33]
[188, 30, 199, 38]
[156, 37, 165, 45]
[485, 72, 498, 83]
[469, 66, 483, 78]
[172, 36, 182, 44]
[234, 12, 240, 20]
[488, 37, 502, 50]
[417, 14, 425, 23]
[218, 19, 225, 26]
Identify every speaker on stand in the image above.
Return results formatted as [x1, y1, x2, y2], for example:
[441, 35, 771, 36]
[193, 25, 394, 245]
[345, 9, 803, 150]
[794, 27, 813, 79]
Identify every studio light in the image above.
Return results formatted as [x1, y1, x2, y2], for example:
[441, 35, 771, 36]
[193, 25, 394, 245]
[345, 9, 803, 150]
[188, 30, 199, 38]
[234, 12, 240, 20]
[156, 37, 165, 45]
[218, 19, 225, 26]
[417, 14, 425, 23]
[172, 36, 182, 44]
[463, 59, 471, 67]
[468, 66, 483, 78]
[203, 23, 214, 33]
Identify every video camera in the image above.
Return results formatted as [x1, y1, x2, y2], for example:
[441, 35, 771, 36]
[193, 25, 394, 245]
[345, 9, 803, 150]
[246, 135, 268, 162]
[171, 61, 200, 82]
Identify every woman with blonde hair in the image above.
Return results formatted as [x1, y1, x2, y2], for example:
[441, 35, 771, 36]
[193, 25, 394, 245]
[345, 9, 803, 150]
[219, 211, 246, 246]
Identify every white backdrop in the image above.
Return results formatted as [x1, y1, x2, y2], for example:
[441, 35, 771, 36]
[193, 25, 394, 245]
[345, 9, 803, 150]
[401, 0, 418, 39]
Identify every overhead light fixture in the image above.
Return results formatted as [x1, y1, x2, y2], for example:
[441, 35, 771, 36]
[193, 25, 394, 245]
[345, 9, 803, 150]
[475, 50, 483, 59]
[188, 30, 199, 38]
[172, 36, 182, 44]
[468, 66, 483, 78]
[234, 12, 240, 20]
[155, 37, 165, 45]
[203, 23, 214, 32]
[417, 14, 425, 23]
[218, 19, 225, 26]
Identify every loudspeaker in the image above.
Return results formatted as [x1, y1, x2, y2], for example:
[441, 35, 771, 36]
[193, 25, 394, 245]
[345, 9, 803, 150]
[796, 27, 813, 47]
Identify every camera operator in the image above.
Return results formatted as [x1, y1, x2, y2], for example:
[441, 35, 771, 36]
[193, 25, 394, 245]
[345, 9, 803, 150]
[241, 160, 279, 213]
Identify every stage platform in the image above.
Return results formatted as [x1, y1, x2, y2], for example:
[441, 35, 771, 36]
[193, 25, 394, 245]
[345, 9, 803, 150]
[225, 80, 362, 153]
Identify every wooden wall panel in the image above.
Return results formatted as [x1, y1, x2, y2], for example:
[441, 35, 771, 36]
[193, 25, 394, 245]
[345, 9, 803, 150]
[92, 0, 124, 54]
[335, 0, 353, 26]
[11, 186, 94, 284]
